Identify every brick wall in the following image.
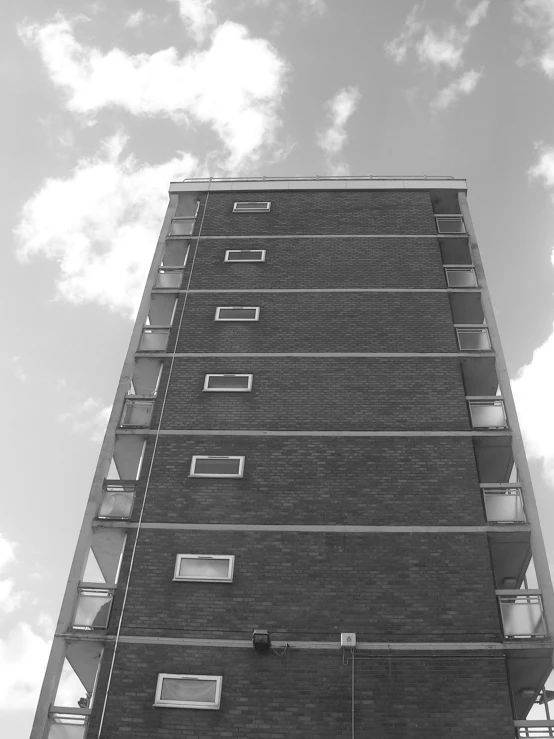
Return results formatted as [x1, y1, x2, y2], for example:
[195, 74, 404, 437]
[186, 237, 447, 290]
[131, 435, 483, 526]
[152, 356, 470, 431]
[110, 531, 501, 642]
[88, 644, 514, 739]
[168, 292, 458, 354]
[193, 189, 437, 236]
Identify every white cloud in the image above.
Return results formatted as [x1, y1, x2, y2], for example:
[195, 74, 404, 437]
[431, 68, 482, 110]
[124, 10, 148, 28]
[15, 133, 199, 316]
[169, 0, 217, 42]
[0, 622, 52, 711]
[0, 534, 24, 617]
[58, 397, 112, 442]
[515, 0, 554, 77]
[317, 86, 361, 176]
[19, 16, 288, 171]
[529, 144, 554, 188]
[10, 356, 28, 383]
[386, 1, 489, 69]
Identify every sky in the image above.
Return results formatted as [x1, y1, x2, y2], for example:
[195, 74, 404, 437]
[2, 0, 554, 735]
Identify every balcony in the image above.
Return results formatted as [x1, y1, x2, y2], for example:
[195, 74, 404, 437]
[119, 397, 154, 428]
[138, 328, 170, 352]
[483, 485, 526, 523]
[97, 480, 136, 519]
[155, 268, 183, 289]
[48, 710, 89, 739]
[514, 722, 554, 737]
[72, 586, 114, 631]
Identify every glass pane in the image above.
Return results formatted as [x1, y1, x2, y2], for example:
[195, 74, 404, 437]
[139, 331, 169, 351]
[49, 724, 86, 739]
[155, 272, 182, 289]
[193, 458, 241, 475]
[500, 597, 547, 637]
[470, 402, 507, 428]
[437, 217, 465, 233]
[161, 678, 217, 703]
[217, 308, 257, 320]
[178, 558, 230, 580]
[170, 220, 194, 236]
[98, 488, 135, 519]
[446, 268, 477, 287]
[121, 400, 153, 427]
[234, 202, 269, 211]
[207, 375, 250, 390]
[226, 250, 264, 261]
[484, 491, 526, 522]
[73, 593, 112, 629]
[457, 329, 491, 350]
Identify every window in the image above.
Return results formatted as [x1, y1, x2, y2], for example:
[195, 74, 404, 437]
[468, 399, 508, 429]
[224, 249, 266, 262]
[139, 328, 170, 352]
[204, 374, 253, 392]
[154, 674, 222, 710]
[233, 201, 271, 212]
[190, 456, 245, 477]
[456, 327, 491, 351]
[445, 267, 478, 288]
[436, 215, 465, 234]
[215, 307, 260, 321]
[120, 398, 154, 428]
[174, 554, 235, 582]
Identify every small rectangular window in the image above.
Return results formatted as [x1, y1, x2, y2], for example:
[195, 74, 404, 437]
[468, 399, 508, 429]
[456, 327, 491, 351]
[436, 215, 465, 234]
[204, 374, 253, 392]
[215, 307, 260, 321]
[174, 554, 235, 582]
[224, 249, 266, 262]
[233, 201, 271, 212]
[445, 267, 478, 288]
[190, 456, 244, 477]
[154, 674, 222, 710]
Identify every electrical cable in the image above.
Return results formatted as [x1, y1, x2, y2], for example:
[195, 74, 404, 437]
[97, 181, 212, 738]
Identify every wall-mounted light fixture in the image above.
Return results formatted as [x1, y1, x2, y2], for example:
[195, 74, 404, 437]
[252, 630, 271, 652]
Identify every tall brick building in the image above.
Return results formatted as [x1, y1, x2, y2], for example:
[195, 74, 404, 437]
[34, 177, 554, 739]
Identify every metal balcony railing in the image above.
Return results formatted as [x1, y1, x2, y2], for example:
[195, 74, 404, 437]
[482, 485, 526, 523]
[48, 709, 89, 739]
[514, 721, 554, 737]
[498, 592, 548, 639]
[98, 480, 136, 519]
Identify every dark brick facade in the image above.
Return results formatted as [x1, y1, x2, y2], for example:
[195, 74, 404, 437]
[167, 292, 458, 354]
[132, 435, 484, 526]
[185, 237, 447, 290]
[153, 356, 470, 430]
[110, 530, 501, 641]
[88, 645, 515, 739]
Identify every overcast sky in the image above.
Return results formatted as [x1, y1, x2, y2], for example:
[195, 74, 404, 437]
[2, 0, 554, 736]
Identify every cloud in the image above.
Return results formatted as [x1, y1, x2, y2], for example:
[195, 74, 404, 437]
[169, 0, 217, 42]
[19, 16, 288, 171]
[15, 133, 199, 316]
[317, 86, 361, 176]
[10, 356, 27, 383]
[385, 1, 489, 69]
[0, 534, 24, 617]
[124, 10, 149, 28]
[511, 148, 554, 480]
[431, 68, 482, 110]
[0, 622, 52, 711]
[515, 0, 554, 77]
[58, 397, 112, 442]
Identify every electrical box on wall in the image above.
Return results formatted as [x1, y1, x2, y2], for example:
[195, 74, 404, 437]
[341, 633, 356, 648]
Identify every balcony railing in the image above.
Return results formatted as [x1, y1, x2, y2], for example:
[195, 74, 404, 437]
[482, 485, 526, 523]
[514, 721, 554, 737]
[97, 480, 136, 519]
[119, 397, 154, 428]
[48, 709, 89, 739]
[498, 592, 547, 639]
[72, 586, 115, 631]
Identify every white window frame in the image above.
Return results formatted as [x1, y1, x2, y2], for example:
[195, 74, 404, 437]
[224, 249, 266, 263]
[435, 215, 466, 234]
[203, 374, 253, 392]
[154, 674, 222, 710]
[444, 266, 478, 288]
[232, 201, 271, 212]
[173, 554, 235, 582]
[215, 306, 260, 322]
[190, 455, 245, 478]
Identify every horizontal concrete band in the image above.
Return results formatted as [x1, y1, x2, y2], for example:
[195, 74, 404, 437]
[55, 633, 550, 653]
[153, 288, 481, 293]
[170, 178, 467, 193]
[117, 429, 512, 437]
[138, 352, 495, 358]
[94, 523, 530, 534]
